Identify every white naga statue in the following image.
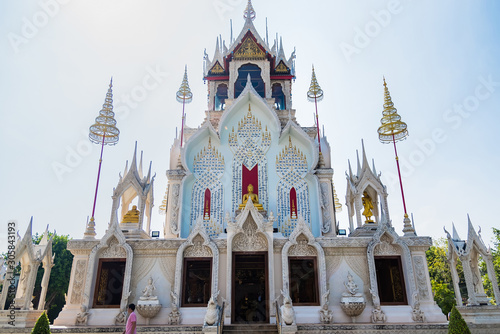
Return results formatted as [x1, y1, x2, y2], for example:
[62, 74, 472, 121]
[204, 295, 218, 326]
[280, 290, 295, 326]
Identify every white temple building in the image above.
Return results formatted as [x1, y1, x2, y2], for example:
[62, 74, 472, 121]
[43, 1, 466, 332]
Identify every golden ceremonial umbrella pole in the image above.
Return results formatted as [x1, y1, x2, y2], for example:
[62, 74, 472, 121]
[85, 79, 119, 238]
[377, 78, 415, 235]
[176, 66, 193, 148]
[307, 66, 325, 167]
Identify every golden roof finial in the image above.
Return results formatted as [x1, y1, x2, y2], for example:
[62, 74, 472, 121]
[208, 137, 212, 149]
[176, 65, 193, 104]
[333, 184, 342, 212]
[307, 65, 324, 102]
[244, 0, 256, 21]
[159, 186, 169, 215]
[378, 77, 408, 143]
[89, 78, 120, 145]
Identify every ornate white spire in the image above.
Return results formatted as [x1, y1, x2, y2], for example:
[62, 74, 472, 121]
[244, 0, 256, 21]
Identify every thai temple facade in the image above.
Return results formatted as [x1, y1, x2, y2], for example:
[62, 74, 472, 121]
[8, 1, 500, 333]
[50, 1, 451, 330]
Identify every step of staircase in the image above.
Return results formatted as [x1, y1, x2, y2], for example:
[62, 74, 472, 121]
[223, 323, 278, 334]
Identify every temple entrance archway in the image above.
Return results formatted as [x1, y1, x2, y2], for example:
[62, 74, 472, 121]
[232, 252, 268, 323]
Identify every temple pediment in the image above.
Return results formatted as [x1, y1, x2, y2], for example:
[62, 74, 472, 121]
[233, 32, 267, 60]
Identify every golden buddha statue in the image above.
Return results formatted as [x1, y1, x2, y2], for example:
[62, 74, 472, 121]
[239, 184, 263, 210]
[122, 205, 140, 223]
[361, 192, 374, 223]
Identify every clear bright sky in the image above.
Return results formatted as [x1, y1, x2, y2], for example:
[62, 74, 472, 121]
[1, 0, 499, 251]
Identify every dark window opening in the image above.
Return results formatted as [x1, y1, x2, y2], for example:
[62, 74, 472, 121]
[215, 84, 228, 111]
[289, 257, 319, 305]
[375, 257, 407, 305]
[272, 83, 286, 110]
[93, 259, 126, 308]
[234, 64, 265, 99]
[182, 258, 212, 307]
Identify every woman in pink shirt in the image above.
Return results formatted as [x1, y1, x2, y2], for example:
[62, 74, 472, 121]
[123, 303, 136, 334]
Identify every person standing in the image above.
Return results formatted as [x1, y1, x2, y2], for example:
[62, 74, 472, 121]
[123, 303, 136, 334]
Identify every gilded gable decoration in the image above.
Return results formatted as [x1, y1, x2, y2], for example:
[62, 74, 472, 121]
[209, 61, 225, 75]
[234, 36, 266, 60]
[275, 61, 290, 74]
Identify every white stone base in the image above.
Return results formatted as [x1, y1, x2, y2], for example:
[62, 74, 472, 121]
[294, 306, 321, 323]
[179, 307, 206, 325]
[458, 305, 500, 324]
[0, 310, 43, 328]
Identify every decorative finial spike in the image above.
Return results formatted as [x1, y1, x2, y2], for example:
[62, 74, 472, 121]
[361, 139, 369, 170]
[244, 0, 256, 21]
[348, 159, 353, 178]
[355, 150, 361, 177]
[139, 150, 144, 178]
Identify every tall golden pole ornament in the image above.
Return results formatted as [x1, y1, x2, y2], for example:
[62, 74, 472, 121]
[377, 78, 414, 235]
[176, 66, 193, 148]
[307, 66, 325, 167]
[85, 78, 119, 238]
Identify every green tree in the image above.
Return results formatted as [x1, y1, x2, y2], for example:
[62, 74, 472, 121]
[32, 233, 73, 324]
[480, 228, 500, 304]
[31, 311, 51, 334]
[448, 306, 470, 334]
[426, 238, 466, 315]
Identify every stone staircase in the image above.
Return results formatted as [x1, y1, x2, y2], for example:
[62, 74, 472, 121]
[223, 323, 278, 334]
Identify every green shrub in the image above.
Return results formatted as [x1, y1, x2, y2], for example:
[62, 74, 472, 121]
[448, 306, 470, 334]
[31, 311, 51, 334]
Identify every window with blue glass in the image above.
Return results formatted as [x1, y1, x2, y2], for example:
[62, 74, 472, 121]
[234, 64, 265, 98]
[215, 84, 228, 111]
[272, 83, 286, 110]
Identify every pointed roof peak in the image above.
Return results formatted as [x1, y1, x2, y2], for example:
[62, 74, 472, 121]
[139, 150, 144, 178]
[355, 149, 361, 176]
[131, 141, 138, 171]
[244, 0, 256, 22]
[146, 161, 152, 182]
[40, 224, 50, 245]
[372, 158, 378, 176]
[361, 139, 370, 169]
[452, 222, 461, 241]
[23, 217, 33, 241]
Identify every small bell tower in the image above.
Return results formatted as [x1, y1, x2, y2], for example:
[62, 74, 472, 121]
[110, 143, 155, 239]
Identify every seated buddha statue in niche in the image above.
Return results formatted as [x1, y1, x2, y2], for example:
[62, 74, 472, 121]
[122, 205, 140, 223]
[239, 184, 263, 210]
